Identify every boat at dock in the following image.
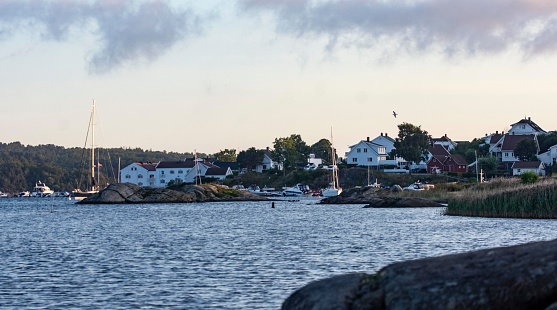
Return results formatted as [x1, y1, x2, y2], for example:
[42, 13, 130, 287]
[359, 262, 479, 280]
[31, 181, 55, 197]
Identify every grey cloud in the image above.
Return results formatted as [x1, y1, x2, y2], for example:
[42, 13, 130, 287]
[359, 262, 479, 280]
[0, 0, 205, 73]
[239, 0, 557, 59]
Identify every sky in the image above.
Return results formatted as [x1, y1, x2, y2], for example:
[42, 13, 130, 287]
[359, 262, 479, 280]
[1, 0, 557, 156]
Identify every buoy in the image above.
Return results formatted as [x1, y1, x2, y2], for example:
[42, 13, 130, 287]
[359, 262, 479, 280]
[272, 202, 275, 208]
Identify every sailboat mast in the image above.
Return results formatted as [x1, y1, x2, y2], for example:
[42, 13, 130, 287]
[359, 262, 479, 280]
[91, 99, 95, 192]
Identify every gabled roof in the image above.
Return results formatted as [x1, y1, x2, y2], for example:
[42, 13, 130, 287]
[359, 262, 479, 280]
[429, 144, 450, 156]
[511, 161, 544, 169]
[205, 167, 230, 176]
[213, 161, 239, 171]
[489, 134, 503, 145]
[135, 162, 157, 171]
[349, 140, 384, 149]
[446, 154, 468, 165]
[510, 118, 546, 133]
[501, 134, 536, 151]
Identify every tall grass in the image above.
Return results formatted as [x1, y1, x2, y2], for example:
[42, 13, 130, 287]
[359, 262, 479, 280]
[444, 178, 557, 218]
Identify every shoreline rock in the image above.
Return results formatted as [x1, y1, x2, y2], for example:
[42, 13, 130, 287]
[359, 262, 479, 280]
[320, 186, 444, 208]
[282, 238, 557, 309]
[77, 183, 268, 204]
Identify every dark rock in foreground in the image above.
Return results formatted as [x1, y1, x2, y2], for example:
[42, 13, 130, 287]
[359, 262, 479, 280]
[283, 238, 557, 309]
[78, 183, 267, 204]
[320, 186, 443, 208]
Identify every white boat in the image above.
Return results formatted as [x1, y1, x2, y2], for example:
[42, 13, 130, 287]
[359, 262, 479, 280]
[321, 128, 342, 197]
[18, 191, 30, 197]
[247, 184, 273, 196]
[31, 181, 55, 197]
[72, 100, 100, 200]
[0, 192, 8, 198]
[282, 183, 311, 196]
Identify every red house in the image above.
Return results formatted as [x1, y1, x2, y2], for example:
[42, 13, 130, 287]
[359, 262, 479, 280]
[427, 145, 468, 173]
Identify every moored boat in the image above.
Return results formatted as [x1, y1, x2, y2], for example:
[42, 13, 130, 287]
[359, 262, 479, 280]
[31, 181, 55, 197]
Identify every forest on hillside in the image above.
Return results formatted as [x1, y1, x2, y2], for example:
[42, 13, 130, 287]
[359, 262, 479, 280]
[0, 142, 204, 193]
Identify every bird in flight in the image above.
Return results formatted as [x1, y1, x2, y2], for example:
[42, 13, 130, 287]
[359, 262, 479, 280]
[393, 111, 398, 118]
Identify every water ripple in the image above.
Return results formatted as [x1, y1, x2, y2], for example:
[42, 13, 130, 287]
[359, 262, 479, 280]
[1, 198, 557, 309]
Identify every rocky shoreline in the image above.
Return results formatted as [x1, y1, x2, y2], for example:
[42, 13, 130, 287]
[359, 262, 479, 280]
[282, 238, 557, 309]
[77, 182, 268, 204]
[319, 186, 444, 208]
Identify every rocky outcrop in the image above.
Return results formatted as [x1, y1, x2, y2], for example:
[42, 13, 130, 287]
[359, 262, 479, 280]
[320, 186, 443, 208]
[78, 183, 267, 204]
[283, 238, 557, 309]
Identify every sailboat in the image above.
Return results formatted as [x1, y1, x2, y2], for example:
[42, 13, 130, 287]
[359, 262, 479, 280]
[72, 100, 100, 200]
[321, 128, 342, 197]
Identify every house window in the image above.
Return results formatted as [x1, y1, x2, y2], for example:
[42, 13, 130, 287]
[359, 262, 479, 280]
[160, 179, 166, 184]
[364, 148, 368, 153]
[149, 174, 154, 179]
[517, 169, 521, 173]
[138, 174, 143, 179]
[367, 158, 372, 162]
[161, 171, 165, 175]
[125, 174, 131, 179]
[170, 170, 175, 174]
[505, 153, 509, 157]
[352, 158, 358, 163]
[138, 182, 143, 186]
[178, 170, 183, 174]
[263, 165, 267, 170]
[357, 148, 361, 153]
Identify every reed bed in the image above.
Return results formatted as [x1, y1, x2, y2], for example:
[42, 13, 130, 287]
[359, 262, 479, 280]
[444, 178, 557, 218]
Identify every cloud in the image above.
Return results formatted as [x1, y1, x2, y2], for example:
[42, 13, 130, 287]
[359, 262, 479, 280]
[238, 0, 557, 59]
[0, 0, 206, 73]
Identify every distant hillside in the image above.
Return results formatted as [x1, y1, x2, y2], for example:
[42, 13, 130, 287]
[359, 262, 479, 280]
[0, 141, 207, 193]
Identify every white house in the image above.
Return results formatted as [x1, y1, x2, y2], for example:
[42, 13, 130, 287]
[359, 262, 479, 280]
[538, 144, 557, 167]
[512, 161, 546, 176]
[345, 138, 387, 167]
[121, 158, 227, 188]
[488, 134, 538, 165]
[120, 162, 157, 187]
[255, 149, 281, 173]
[508, 117, 546, 136]
[371, 133, 396, 155]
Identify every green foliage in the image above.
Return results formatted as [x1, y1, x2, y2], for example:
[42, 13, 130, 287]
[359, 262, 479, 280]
[445, 178, 557, 218]
[214, 149, 237, 162]
[310, 138, 332, 164]
[514, 138, 538, 161]
[393, 123, 430, 166]
[0, 142, 194, 193]
[538, 131, 557, 153]
[478, 156, 499, 173]
[271, 134, 310, 170]
[236, 147, 265, 170]
[520, 171, 539, 184]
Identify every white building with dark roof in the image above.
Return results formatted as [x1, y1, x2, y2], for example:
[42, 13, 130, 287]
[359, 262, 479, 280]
[345, 138, 387, 167]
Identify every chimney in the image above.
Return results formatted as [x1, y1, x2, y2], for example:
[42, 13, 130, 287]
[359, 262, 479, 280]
[385, 133, 388, 137]
[367, 137, 370, 142]
[381, 132, 383, 136]
[528, 117, 531, 121]
[496, 130, 499, 135]
[444, 133, 447, 137]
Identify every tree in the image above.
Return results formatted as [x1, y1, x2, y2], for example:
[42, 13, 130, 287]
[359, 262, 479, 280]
[393, 123, 430, 173]
[214, 149, 237, 162]
[237, 147, 265, 171]
[272, 134, 310, 170]
[514, 139, 538, 161]
[478, 156, 499, 173]
[310, 139, 332, 164]
[538, 131, 557, 153]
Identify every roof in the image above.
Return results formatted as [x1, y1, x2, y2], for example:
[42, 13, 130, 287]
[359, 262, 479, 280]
[489, 134, 503, 145]
[510, 118, 546, 133]
[501, 134, 535, 151]
[156, 161, 196, 169]
[429, 144, 450, 156]
[512, 161, 544, 169]
[205, 167, 230, 176]
[135, 162, 157, 171]
[213, 161, 239, 171]
[447, 154, 468, 165]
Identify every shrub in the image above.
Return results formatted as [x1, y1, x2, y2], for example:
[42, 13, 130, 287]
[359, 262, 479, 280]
[520, 171, 539, 184]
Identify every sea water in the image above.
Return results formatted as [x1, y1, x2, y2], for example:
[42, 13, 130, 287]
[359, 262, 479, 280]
[1, 197, 557, 309]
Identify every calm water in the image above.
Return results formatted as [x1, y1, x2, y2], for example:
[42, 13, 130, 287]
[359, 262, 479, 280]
[2, 197, 557, 309]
